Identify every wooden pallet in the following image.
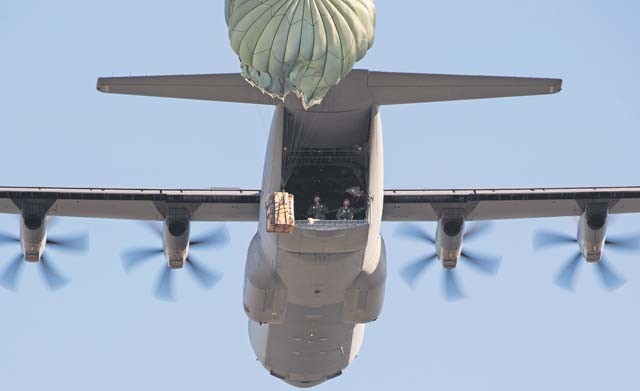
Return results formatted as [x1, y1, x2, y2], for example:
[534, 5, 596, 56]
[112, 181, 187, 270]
[265, 192, 295, 234]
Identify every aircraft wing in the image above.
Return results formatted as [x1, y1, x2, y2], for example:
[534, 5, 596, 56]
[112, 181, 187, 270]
[383, 187, 640, 221]
[6, 186, 639, 223]
[0, 187, 260, 221]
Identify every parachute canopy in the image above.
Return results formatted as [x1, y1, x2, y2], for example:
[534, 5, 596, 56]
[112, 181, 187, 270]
[225, 0, 376, 109]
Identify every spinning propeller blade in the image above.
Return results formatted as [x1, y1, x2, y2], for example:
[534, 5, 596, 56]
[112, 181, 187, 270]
[39, 254, 70, 291]
[121, 248, 164, 271]
[190, 227, 230, 248]
[534, 230, 577, 250]
[121, 224, 228, 301]
[186, 256, 222, 289]
[394, 224, 435, 244]
[554, 252, 582, 292]
[0, 226, 87, 292]
[144, 222, 163, 239]
[396, 223, 501, 300]
[460, 250, 501, 275]
[155, 267, 175, 301]
[463, 222, 493, 241]
[536, 226, 633, 292]
[605, 235, 640, 252]
[443, 269, 465, 301]
[0, 254, 25, 291]
[0, 232, 20, 246]
[595, 257, 626, 291]
[400, 254, 437, 287]
[47, 233, 89, 252]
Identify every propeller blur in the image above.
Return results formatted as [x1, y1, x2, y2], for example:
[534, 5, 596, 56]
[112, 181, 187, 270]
[534, 228, 636, 292]
[120, 223, 228, 301]
[396, 222, 501, 301]
[0, 230, 88, 292]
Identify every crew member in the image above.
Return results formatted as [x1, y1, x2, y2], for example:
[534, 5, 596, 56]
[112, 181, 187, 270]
[307, 195, 329, 220]
[336, 198, 356, 221]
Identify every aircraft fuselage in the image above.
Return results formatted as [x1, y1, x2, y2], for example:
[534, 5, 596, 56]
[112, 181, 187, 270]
[243, 103, 387, 387]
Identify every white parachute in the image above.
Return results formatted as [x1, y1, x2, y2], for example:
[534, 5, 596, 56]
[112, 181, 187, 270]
[225, 0, 376, 109]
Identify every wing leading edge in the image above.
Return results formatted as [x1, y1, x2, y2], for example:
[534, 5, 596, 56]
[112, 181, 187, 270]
[383, 187, 640, 221]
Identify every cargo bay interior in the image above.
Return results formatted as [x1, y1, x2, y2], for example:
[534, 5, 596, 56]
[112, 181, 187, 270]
[281, 108, 372, 221]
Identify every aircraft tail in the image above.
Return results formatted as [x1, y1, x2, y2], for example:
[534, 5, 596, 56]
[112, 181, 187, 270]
[97, 70, 561, 109]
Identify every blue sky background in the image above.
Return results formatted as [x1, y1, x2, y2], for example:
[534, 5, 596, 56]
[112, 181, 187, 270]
[2, 1, 640, 390]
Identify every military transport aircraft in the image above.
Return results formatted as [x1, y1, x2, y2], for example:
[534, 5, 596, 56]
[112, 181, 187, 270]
[1, 69, 640, 388]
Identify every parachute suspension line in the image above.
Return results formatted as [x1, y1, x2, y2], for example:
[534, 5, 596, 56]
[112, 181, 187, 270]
[281, 114, 292, 189]
[280, 59, 347, 190]
[281, 107, 322, 190]
[278, 1, 339, 189]
[282, 110, 306, 188]
[251, 87, 268, 132]
[281, 109, 301, 189]
[286, 0, 327, 170]
[279, 0, 306, 190]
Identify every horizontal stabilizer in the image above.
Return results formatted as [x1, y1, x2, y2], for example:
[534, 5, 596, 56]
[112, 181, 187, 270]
[368, 72, 562, 105]
[97, 73, 278, 105]
[97, 70, 562, 109]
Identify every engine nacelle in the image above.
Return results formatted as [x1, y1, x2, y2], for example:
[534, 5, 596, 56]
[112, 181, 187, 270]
[20, 212, 47, 262]
[163, 218, 190, 269]
[435, 216, 465, 269]
[578, 204, 608, 262]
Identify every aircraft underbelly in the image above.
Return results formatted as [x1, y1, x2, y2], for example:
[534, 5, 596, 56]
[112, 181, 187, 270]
[249, 302, 365, 388]
[246, 229, 386, 387]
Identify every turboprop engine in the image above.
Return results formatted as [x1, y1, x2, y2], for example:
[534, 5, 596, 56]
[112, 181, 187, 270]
[534, 203, 640, 291]
[120, 217, 229, 301]
[162, 218, 191, 269]
[435, 217, 465, 269]
[0, 206, 89, 291]
[576, 205, 608, 262]
[20, 212, 48, 262]
[396, 215, 501, 301]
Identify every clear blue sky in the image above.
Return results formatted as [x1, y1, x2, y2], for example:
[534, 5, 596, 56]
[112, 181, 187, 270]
[2, 1, 640, 390]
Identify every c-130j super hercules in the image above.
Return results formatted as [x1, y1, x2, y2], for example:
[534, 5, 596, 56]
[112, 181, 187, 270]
[3, 1, 640, 388]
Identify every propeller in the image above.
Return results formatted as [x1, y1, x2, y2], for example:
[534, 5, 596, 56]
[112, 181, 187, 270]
[443, 269, 465, 302]
[0, 231, 88, 292]
[396, 222, 501, 301]
[120, 223, 228, 301]
[534, 228, 635, 292]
